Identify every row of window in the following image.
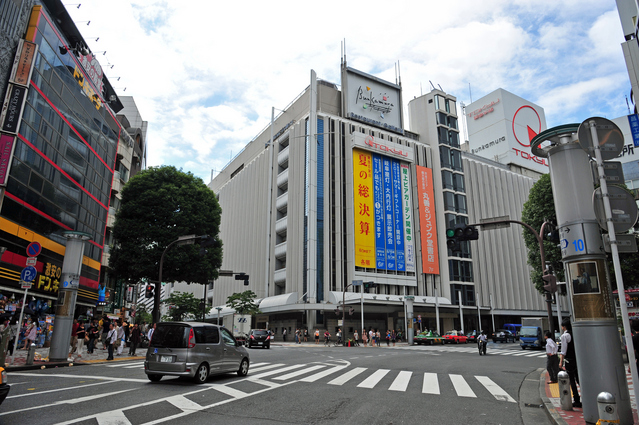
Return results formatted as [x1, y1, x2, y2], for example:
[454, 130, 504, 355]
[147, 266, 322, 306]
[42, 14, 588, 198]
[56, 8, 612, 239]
[438, 127, 460, 148]
[451, 284, 476, 306]
[449, 260, 473, 283]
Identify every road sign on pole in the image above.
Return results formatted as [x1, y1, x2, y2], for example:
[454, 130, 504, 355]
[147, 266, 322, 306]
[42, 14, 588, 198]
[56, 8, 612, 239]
[26, 241, 42, 257]
[20, 266, 37, 282]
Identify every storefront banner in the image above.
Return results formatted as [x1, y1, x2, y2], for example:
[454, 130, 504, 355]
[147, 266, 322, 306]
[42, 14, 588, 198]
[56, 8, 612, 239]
[353, 149, 376, 268]
[392, 160, 405, 271]
[416, 166, 440, 275]
[382, 157, 396, 270]
[0, 84, 27, 134]
[0, 134, 16, 186]
[10, 39, 37, 87]
[401, 164, 416, 272]
[373, 154, 386, 269]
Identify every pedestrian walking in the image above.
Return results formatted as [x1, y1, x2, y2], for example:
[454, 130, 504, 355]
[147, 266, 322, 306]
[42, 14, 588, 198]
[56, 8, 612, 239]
[147, 323, 156, 342]
[544, 331, 559, 383]
[303, 328, 309, 342]
[75, 321, 86, 357]
[391, 330, 396, 347]
[23, 322, 37, 350]
[116, 322, 125, 356]
[362, 329, 368, 347]
[369, 329, 374, 347]
[324, 330, 330, 346]
[282, 328, 287, 342]
[87, 320, 99, 354]
[314, 329, 320, 345]
[101, 316, 111, 349]
[295, 328, 300, 344]
[129, 323, 141, 356]
[386, 330, 391, 346]
[353, 330, 359, 346]
[559, 318, 581, 408]
[376, 330, 381, 347]
[106, 323, 116, 360]
[69, 318, 79, 354]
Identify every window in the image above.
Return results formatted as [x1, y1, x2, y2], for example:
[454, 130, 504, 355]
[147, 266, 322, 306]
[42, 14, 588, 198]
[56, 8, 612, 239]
[448, 116, 458, 130]
[453, 174, 465, 192]
[221, 328, 236, 345]
[451, 149, 463, 171]
[443, 192, 455, 212]
[449, 261, 474, 283]
[436, 112, 448, 126]
[455, 194, 467, 214]
[205, 327, 220, 344]
[451, 283, 475, 305]
[447, 99, 457, 115]
[449, 131, 460, 148]
[440, 146, 451, 169]
[442, 171, 454, 190]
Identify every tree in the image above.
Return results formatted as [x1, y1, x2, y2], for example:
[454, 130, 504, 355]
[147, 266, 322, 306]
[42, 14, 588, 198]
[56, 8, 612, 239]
[161, 292, 201, 322]
[110, 165, 223, 286]
[226, 291, 261, 315]
[522, 173, 639, 293]
[134, 305, 152, 325]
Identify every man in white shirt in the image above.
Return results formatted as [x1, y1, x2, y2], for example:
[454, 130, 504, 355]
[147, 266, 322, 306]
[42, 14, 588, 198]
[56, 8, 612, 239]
[545, 331, 559, 383]
[147, 323, 156, 342]
[559, 319, 581, 408]
[106, 323, 116, 360]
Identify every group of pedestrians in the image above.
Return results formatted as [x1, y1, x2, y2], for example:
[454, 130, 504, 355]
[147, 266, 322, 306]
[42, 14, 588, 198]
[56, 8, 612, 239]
[544, 318, 581, 408]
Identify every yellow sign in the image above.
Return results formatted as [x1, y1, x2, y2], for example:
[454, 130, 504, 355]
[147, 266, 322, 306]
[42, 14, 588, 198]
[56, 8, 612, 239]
[353, 149, 376, 268]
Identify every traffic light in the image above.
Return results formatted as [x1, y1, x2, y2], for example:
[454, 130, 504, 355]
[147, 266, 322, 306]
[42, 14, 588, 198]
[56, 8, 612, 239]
[542, 274, 557, 293]
[546, 229, 560, 243]
[235, 273, 249, 286]
[364, 281, 377, 293]
[145, 284, 155, 298]
[446, 227, 461, 252]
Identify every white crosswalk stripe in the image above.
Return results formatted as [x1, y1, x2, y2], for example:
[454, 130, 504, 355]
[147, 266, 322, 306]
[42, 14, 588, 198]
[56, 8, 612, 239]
[388, 371, 412, 392]
[422, 372, 439, 394]
[450, 374, 476, 398]
[476, 376, 517, 403]
[327, 367, 367, 386]
[357, 369, 390, 388]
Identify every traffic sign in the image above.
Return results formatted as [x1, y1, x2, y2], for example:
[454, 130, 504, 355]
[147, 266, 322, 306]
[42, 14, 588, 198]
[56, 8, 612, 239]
[26, 257, 37, 266]
[21, 281, 32, 289]
[26, 241, 42, 257]
[20, 266, 37, 282]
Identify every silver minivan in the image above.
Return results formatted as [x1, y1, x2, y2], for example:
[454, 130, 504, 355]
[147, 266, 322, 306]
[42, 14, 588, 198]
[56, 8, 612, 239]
[144, 322, 250, 383]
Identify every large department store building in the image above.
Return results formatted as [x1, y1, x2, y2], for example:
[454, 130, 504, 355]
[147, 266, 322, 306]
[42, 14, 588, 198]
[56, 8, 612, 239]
[0, 0, 142, 323]
[208, 63, 552, 336]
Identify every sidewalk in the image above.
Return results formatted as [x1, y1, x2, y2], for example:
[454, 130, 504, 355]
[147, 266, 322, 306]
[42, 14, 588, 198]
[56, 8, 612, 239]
[539, 368, 638, 425]
[3, 345, 145, 371]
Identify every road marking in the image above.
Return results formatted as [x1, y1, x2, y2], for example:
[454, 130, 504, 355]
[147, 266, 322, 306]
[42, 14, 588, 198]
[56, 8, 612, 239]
[273, 365, 324, 381]
[328, 367, 367, 386]
[249, 364, 306, 380]
[450, 374, 476, 398]
[422, 372, 440, 394]
[106, 361, 143, 368]
[357, 369, 390, 389]
[166, 394, 205, 412]
[250, 363, 285, 373]
[10, 372, 149, 383]
[475, 376, 516, 403]
[0, 389, 134, 417]
[95, 410, 131, 425]
[299, 365, 347, 383]
[388, 371, 412, 392]
[7, 379, 113, 398]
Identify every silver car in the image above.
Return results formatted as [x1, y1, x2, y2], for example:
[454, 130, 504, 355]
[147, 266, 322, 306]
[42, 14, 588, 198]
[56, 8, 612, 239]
[144, 322, 250, 383]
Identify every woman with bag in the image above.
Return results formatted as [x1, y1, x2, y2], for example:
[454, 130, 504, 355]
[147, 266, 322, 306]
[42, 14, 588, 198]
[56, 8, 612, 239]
[75, 321, 86, 357]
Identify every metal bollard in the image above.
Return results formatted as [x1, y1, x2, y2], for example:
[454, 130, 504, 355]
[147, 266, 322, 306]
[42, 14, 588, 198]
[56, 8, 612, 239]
[557, 370, 573, 411]
[26, 343, 36, 365]
[597, 392, 619, 423]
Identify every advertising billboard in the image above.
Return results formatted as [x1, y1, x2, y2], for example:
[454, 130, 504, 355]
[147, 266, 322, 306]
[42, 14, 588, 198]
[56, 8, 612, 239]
[352, 136, 416, 273]
[416, 166, 439, 275]
[342, 67, 403, 134]
[466, 88, 548, 174]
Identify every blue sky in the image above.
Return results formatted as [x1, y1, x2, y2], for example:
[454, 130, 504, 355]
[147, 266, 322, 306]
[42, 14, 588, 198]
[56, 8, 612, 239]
[68, 0, 630, 182]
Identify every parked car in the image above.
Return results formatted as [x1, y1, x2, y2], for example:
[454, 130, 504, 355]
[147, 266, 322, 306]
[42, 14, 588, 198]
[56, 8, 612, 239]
[443, 330, 468, 344]
[414, 330, 445, 345]
[145, 322, 250, 383]
[492, 329, 516, 343]
[247, 329, 271, 349]
[466, 331, 478, 343]
[0, 366, 9, 405]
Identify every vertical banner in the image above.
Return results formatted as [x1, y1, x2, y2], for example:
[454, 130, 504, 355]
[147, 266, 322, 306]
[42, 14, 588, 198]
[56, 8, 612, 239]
[628, 114, 639, 148]
[401, 164, 415, 272]
[373, 154, 386, 269]
[416, 166, 439, 274]
[353, 149, 376, 268]
[392, 160, 405, 271]
[382, 157, 396, 270]
[0, 134, 16, 186]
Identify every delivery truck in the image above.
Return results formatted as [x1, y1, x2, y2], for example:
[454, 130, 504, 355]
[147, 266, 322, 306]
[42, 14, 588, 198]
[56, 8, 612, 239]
[519, 317, 550, 350]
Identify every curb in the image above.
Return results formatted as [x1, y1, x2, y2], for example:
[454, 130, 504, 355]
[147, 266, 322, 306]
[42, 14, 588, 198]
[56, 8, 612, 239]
[539, 370, 565, 425]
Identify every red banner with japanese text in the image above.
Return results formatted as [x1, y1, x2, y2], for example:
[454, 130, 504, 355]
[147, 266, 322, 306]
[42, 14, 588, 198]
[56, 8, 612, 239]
[416, 166, 439, 274]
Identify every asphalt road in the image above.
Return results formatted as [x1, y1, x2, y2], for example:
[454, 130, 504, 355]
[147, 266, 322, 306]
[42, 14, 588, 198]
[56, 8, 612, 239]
[0, 341, 552, 425]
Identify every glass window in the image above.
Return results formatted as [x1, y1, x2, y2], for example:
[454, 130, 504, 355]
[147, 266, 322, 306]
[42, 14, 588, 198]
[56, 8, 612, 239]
[453, 174, 465, 192]
[436, 112, 448, 126]
[438, 127, 449, 145]
[447, 99, 457, 115]
[193, 326, 206, 343]
[220, 328, 236, 345]
[451, 149, 463, 171]
[448, 131, 459, 148]
[445, 213, 457, 229]
[442, 170, 454, 190]
[448, 116, 458, 130]
[205, 327, 220, 344]
[455, 194, 467, 214]
[440, 146, 451, 169]
[443, 191, 455, 212]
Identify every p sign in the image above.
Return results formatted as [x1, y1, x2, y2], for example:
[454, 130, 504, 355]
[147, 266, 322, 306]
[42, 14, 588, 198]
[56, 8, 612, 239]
[26, 241, 42, 257]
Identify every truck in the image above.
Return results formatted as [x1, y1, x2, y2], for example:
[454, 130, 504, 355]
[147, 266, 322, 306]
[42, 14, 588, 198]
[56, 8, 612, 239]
[519, 317, 550, 350]
[229, 314, 252, 345]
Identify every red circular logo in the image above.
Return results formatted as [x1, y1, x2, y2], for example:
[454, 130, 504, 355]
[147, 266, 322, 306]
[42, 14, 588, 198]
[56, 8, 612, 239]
[512, 105, 541, 148]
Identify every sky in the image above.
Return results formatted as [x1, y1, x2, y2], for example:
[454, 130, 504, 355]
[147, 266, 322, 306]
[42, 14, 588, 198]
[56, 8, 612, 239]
[66, 0, 631, 183]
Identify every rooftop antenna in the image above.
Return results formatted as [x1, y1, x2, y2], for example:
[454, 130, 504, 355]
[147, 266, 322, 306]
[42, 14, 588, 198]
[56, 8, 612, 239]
[437, 84, 442, 91]
[395, 63, 397, 85]
[429, 80, 436, 90]
[397, 60, 401, 86]
[469, 83, 473, 103]
[420, 82, 423, 96]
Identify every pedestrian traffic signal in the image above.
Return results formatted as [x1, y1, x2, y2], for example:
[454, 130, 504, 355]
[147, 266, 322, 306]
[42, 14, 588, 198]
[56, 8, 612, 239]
[364, 281, 377, 293]
[145, 284, 155, 298]
[542, 274, 557, 293]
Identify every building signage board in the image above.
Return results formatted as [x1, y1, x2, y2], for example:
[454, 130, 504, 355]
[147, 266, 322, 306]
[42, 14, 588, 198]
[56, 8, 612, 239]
[628, 114, 639, 148]
[382, 157, 396, 270]
[0, 84, 27, 134]
[10, 39, 37, 87]
[342, 67, 403, 134]
[372, 154, 386, 269]
[352, 133, 414, 162]
[0, 134, 16, 186]
[466, 88, 548, 174]
[416, 166, 439, 275]
[400, 164, 416, 272]
[353, 148, 376, 268]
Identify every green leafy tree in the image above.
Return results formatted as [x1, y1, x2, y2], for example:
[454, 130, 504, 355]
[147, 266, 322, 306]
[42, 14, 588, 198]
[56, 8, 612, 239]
[226, 290, 261, 315]
[161, 292, 202, 321]
[109, 165, 223, 287]
[134, 305, 152, 325]
[522, 173, 639, 292]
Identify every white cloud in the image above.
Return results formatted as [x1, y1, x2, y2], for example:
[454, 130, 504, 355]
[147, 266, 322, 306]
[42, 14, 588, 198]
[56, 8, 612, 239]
[66, 0, 630, 181]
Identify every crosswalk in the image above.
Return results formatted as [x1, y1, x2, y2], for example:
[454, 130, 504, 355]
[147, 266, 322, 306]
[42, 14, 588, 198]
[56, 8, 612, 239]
[98, 359, 517, 402]
[401, 344, 549, 358]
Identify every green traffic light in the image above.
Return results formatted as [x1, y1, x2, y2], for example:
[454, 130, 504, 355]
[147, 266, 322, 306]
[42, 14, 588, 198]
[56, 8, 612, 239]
[446, 229, 455, 238]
